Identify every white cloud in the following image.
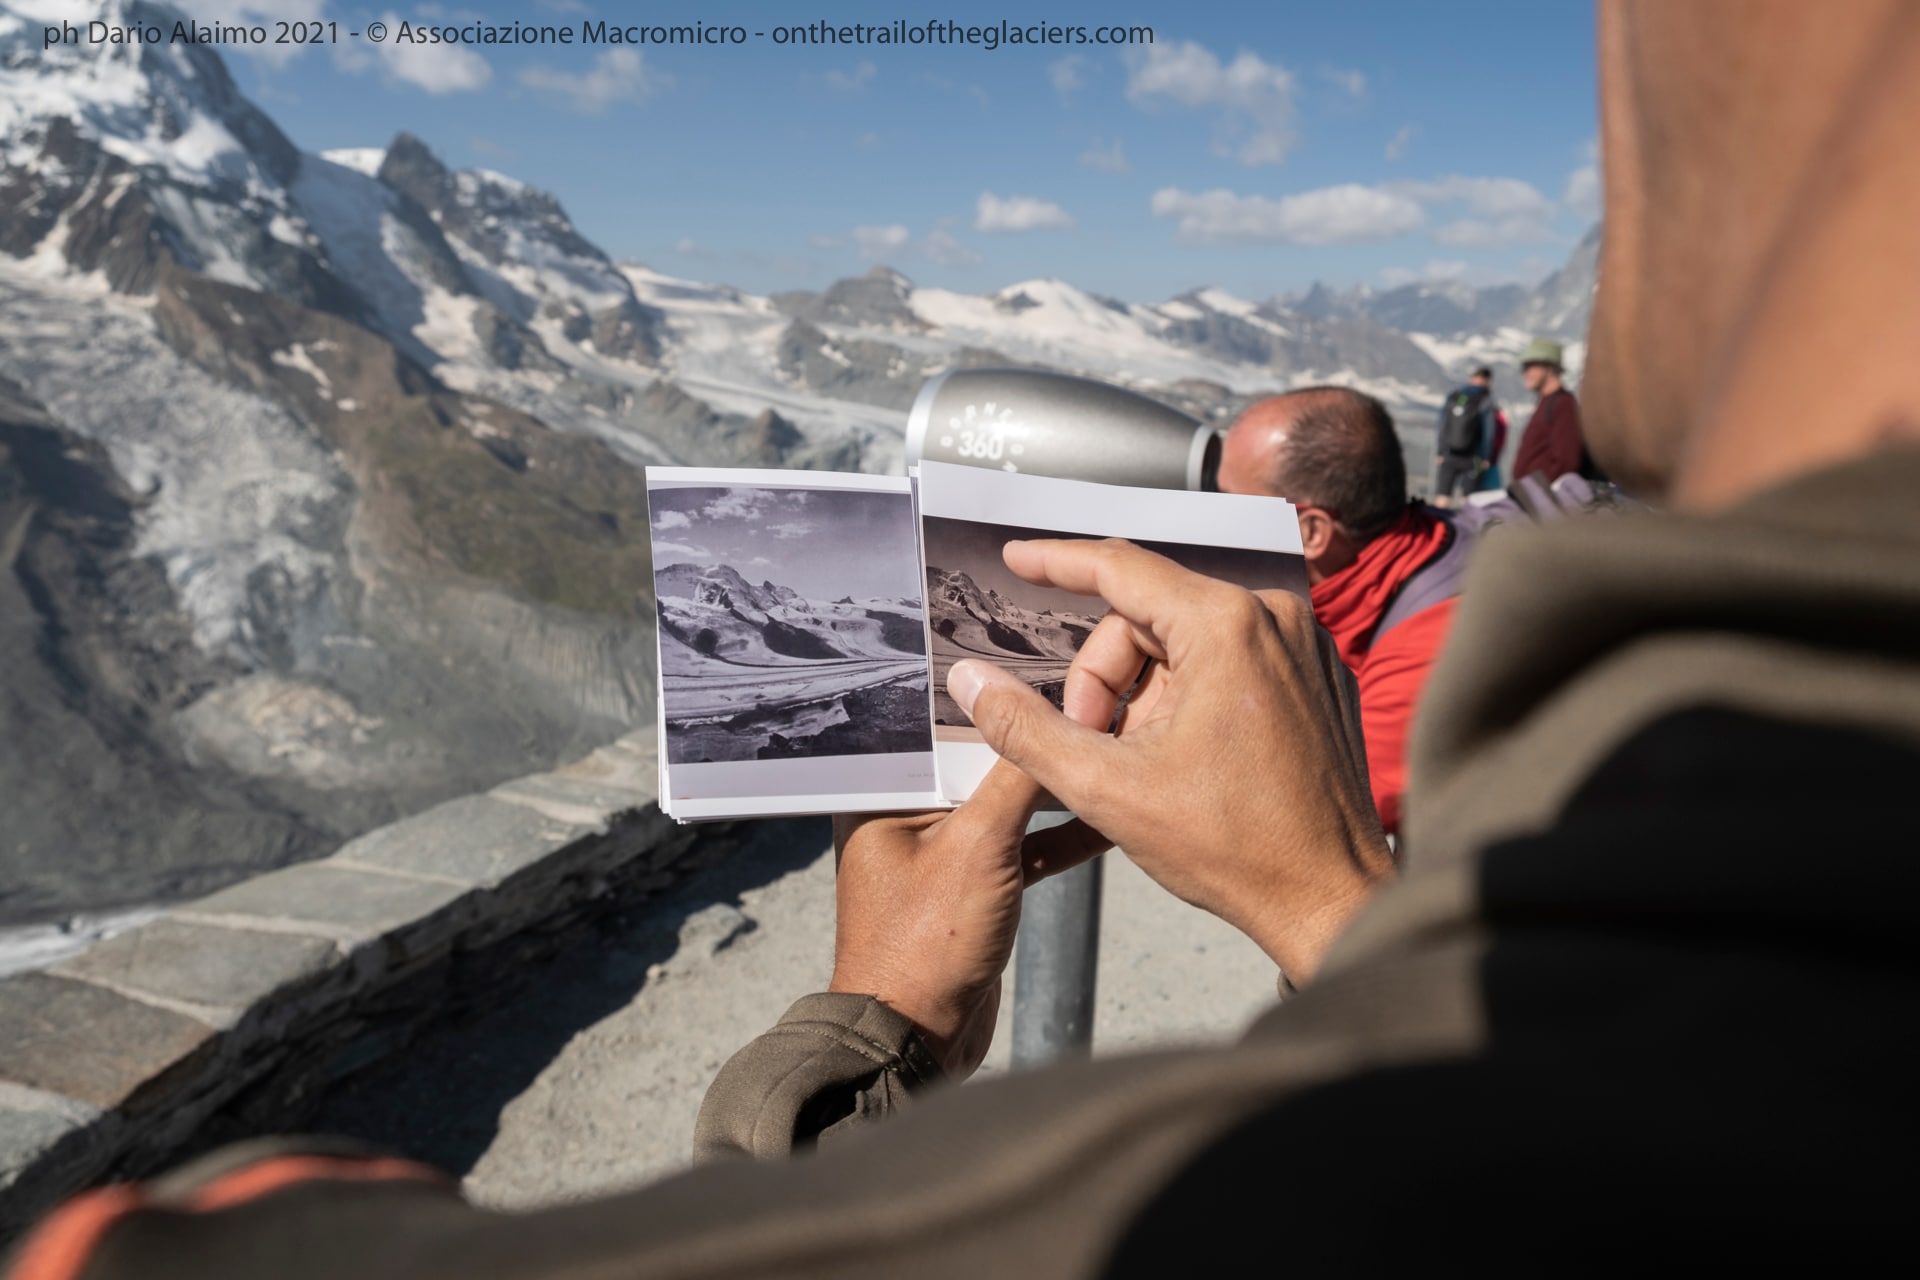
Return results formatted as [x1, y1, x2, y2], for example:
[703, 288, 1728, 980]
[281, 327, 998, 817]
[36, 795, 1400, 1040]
[1391, 176, 1555, 218]
[1150, 170, 1585, 251]
[519, 48, 664, 113]
[769, 521, 815, 540]
[853, 224, 911, 259]
[1079, 137, 1130, 173]
[1385, 124, 1416, 162]
[1322, 67, 1366, 99]
[653, 509, 692, 530]
[1150, 184, 1424, 244]
[1125, 40, 1297, 166]
[1050, 54, 1086, 99]
[749, 556, 774, 567]
[349, 10, 491, 93]
[650, 540, 709, 560]
[808, 233, 844, 250]
[535, 0, 590, 13]
[1563, 138, 1601, 219]
[1562, 165, 1599, 217]
[975, 192, 1076, 233]
[826, 61, 877, 91]
[703, 490, 773, 521]
[1389, 175, 1557, 245]
[922, 228, 982, 267]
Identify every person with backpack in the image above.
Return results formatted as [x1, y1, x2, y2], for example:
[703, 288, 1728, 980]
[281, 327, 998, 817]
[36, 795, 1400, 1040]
[1431, 366, 1499, 505]
[1477, 392, 1510, 492]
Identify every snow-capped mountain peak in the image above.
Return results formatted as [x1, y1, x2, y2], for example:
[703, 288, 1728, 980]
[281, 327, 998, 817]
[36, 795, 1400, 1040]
[1, 0, 296, 192]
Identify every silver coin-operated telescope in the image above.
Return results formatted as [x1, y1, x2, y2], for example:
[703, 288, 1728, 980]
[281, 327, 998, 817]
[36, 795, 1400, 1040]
[905, 367, 1221, 492]
[904, 366, 1222, 1068]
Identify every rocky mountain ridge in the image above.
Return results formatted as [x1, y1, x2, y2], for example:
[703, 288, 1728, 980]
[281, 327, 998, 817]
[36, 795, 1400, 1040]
[655, 563, 925, 669]
[927, 566, 1099, 663]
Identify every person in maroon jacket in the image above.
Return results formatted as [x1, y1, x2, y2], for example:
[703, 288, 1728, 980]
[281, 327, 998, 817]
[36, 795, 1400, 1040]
[1511, 337, 1602, 483]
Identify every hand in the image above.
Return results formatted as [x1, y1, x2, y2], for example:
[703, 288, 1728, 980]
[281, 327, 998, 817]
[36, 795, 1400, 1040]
[829, 754, 1110, 1080]
[944, 538, 1393, 985]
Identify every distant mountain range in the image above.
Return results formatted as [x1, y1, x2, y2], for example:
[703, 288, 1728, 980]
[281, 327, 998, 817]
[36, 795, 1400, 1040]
[0, 0, 1595, 920]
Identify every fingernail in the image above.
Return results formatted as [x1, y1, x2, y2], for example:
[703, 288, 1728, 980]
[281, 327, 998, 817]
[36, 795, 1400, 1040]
[948, 660, 988, 719]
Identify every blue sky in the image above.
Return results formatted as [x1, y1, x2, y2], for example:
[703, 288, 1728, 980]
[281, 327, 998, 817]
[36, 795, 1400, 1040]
[192, 0, 1599, 301]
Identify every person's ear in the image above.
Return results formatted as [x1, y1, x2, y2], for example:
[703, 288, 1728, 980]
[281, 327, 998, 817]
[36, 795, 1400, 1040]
[1296, 507, 1336, 560]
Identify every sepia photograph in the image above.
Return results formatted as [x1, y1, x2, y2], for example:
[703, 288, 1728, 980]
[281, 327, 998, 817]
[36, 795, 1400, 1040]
[922, 516, 1310, 733]
[647, 470, 939, 813]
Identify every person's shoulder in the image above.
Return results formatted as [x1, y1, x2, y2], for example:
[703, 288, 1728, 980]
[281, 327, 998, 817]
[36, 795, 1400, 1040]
[1365, 596, 1457, 672]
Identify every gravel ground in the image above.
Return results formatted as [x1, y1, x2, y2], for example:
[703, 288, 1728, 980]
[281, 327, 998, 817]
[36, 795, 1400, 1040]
[309, 817, 1277, 1210]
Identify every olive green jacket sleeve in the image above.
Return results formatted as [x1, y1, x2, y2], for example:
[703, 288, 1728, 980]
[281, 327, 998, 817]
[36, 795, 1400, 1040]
[691, 992, 945, 1161]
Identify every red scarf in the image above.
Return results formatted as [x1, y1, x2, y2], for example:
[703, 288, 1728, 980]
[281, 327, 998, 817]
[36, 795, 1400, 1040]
[1309, 505, 1451, 672]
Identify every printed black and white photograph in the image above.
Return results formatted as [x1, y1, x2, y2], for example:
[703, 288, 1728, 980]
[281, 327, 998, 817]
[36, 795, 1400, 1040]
[647, 472, 939, 811]
[922, 517, 1310, 736]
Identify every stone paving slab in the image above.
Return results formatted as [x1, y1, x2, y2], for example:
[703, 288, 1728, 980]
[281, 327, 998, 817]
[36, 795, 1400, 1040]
[0, 975, 214, 1111]
[176, 864, 475, 972]
[489, 772, 655, 828]
[51, 920, 340, 1028]
[330, 794, 593, 890]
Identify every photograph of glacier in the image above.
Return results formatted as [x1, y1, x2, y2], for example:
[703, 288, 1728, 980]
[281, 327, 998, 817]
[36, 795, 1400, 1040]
[650, 484, 932, 767]
[922, 517, 1310, 735]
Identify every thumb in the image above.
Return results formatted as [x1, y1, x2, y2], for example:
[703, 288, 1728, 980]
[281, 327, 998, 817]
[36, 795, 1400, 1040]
[945, 755, 1045, 849]
[948, 659, 1114, 812]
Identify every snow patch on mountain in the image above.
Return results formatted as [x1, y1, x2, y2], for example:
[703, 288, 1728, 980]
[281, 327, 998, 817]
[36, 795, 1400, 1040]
[320, 146, 386, 177]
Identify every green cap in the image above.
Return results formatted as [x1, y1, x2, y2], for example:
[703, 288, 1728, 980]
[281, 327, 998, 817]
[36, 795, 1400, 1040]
[1519, 337, 1565, 368]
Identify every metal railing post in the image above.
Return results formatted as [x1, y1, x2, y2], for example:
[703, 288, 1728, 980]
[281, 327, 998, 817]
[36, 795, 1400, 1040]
[1011, 814, 1102, 1069]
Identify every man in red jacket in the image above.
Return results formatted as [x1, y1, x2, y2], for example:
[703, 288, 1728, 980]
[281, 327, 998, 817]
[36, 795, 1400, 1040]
[1216, 387, 1459, 834]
